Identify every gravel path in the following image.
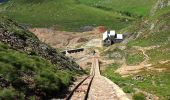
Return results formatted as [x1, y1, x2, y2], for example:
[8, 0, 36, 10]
[88, 57, 130, 100]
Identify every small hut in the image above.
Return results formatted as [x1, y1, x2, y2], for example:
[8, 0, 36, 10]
[102, 30, 123, 46]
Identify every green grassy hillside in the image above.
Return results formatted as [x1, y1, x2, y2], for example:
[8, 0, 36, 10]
[79, 0, 157, 16]
[0, 42, 72, 99]
[102, 1, 170, 99]
[0, 14, 83, 99]
[0, 0, 133, 31]
[102, 63, 170, 100]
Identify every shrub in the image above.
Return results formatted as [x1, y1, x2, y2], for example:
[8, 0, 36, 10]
[0, 87, 24, 100]
[122, 86, 134, 93]
[35, 70, 62, 94]
[133, 92, 146, 100]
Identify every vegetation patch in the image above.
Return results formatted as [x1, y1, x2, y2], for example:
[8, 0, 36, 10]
[0, 15, 83, 99]
[146, 43, 170, 63]
[101, 64, 134, 93]
[151, 6, 170, 20]
[79, 0, 157, 16]
[102, 63, 170, 100]
[127, 32, 169, 47]
[125, 51, 144, 65]
[0, 42, 73, 99]
[102, 2, 170, 100]
[133, 92, 146, 100]
[0, 0, 133, 31]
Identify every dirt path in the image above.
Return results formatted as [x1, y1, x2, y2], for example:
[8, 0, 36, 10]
[133, 46, 158, 65]
[116, 46, 160, 76]
[88, 57, 130, 100]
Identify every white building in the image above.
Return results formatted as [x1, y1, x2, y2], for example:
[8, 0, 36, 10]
[102, 30, 123, 46]
[115, 34, 123, 40]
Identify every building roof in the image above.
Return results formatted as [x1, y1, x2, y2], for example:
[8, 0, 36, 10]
[109, 30, 116, 36]
[103, 31, 108, 40]
[115, 34, 123, 39]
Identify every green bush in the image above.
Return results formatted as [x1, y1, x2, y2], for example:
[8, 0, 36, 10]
[0, 87, 24, 100]
[133, 92, 146, 100]
[35, 70, 62, 94]
[122, 86, 134, 93]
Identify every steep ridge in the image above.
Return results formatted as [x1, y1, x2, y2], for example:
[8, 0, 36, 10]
[0, 15, 83, 99]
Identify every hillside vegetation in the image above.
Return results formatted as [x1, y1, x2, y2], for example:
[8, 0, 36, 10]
[0, 14, 83, 99]
[79, 0, 157, 16]
[102, 0, 170, 99]
[0, 0, 134, 31]
[0, 0, 169, 99]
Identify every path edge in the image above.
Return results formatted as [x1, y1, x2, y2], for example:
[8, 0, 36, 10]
[102, 76, 131, 100]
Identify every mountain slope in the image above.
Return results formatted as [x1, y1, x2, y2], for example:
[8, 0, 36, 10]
[79, 0, 157, 16]
[0, 0, 133, 31]
[102, 0, 170, 99]
[0, 14, 83, 99]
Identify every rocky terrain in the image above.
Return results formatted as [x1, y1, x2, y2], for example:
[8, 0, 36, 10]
[29, 28, 101, 49]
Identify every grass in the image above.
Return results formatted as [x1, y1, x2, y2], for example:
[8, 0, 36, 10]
[127, 5, 170, 47]
[127, 31, 170, 47]
[150, 6, 170, 20]
[0, 0, 133, 31]
[78, 0, 157, 16]
[0, 14, 83, 99]
[0, 42, 73, 99]
[101, 3, 170, 100]
[102, 63, 170, 100]
[126, 52, 145, 65]
[125, 5, 170, 66]
[133, 92, 146, 100]
[146, 43, 170, 63]
[101, 64, 134, 93]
